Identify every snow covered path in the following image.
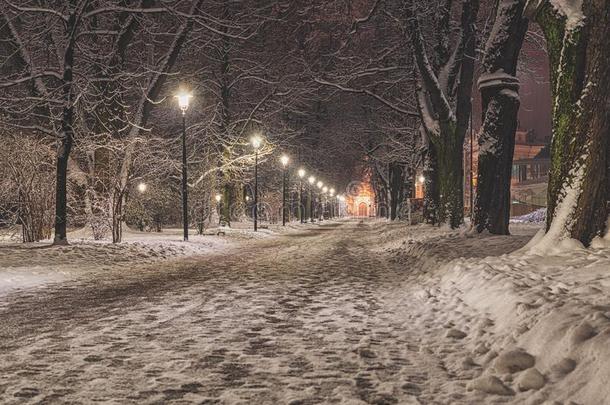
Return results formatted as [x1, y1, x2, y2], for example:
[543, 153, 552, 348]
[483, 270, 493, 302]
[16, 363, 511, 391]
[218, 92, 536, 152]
[2, 219, 608, 404]
[0, 220, 485, 404]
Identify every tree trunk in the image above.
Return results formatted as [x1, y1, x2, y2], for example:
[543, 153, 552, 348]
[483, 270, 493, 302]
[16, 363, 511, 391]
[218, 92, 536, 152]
[435, 125, 465, 229]
[53, 8, 77, 246]
[389, 162, 404, 220]
[423, 143, 439, 225]
[474, 0, 529, 235]
[529, 0, 609, 245]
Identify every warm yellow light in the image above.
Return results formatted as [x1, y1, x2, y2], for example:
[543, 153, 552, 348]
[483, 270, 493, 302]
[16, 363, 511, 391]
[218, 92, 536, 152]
[175, 91, 192, 112]
[419, 175, 425, 183]
[298, 168, 306, 178]
[137, 183, 147, 193]
[215, 194, 222, 202]
[308, 176, 315, 184]
[280, 155, 289, 167]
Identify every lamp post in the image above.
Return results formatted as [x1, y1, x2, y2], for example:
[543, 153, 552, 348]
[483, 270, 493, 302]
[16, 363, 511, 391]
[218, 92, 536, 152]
[329, 188, 335, 218]
[251, 135, 262, 231]
[298, 169, 305, 223]
[176, 91, 192, 242]
[317, 181, 323, 221]
[308, 176, 315, 223]
[322, 186, 328, 220]
[215, 193, 222, 224]
[280, 155, 289, 226]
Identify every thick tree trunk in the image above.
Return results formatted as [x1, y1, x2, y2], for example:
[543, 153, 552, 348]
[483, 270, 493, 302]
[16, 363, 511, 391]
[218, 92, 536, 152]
[423, 143, 439, 225]
[435, 125, 465, 229]
[475, 90, 519, 233]
[474, 0, 528, 234]
[389, 162, 404, 220]
[529, 0, 609, 245]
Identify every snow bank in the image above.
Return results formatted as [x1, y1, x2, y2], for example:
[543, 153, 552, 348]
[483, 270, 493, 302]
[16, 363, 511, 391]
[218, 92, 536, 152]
[373, 220, 610, 403]
[511, 208, 546, 224]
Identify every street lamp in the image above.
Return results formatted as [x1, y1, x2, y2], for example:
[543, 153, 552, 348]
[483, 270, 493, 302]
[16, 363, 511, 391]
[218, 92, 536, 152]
[280, 155, 289, 226]
[251, 135, 262, 231]
[137, 182, 148, 193]
[419, 175, 425, 183]
[298, 168, 306, 223]
[175, 90, 192, 241]
[329, 187, 335, 218]
[308, 175, 315, 223]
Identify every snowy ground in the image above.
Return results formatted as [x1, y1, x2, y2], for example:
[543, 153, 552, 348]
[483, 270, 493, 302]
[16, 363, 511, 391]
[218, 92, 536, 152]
[0, 221, 310, 297]
[0, 219, 608, 404]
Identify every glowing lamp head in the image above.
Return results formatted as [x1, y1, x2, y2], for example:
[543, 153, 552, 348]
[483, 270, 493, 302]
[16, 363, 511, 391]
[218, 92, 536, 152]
[175, 91, 192, 113]
[245, 195, 250, 201]
[322, 186, 328, 193]
[419, 175, 425, 183]
[330, 188, 335, 196]
[280, 155, 289, 167]
[137, 183, 147, 193]
[251, 135, 262, 149]
[298, 168, 306, 178]
[215, 194, 222, 202]
[317, 181, 323, 189]
[308, 176, 315, 185]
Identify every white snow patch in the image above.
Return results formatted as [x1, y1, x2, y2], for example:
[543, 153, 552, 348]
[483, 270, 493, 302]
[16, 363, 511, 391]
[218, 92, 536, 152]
[549, 0, 585, 32]
[527, 155, 587, 254]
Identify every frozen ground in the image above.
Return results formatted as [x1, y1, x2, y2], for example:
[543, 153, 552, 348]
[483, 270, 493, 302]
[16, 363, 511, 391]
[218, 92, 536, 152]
[0, 222, 308, 297]
[0, 219, 608, 404]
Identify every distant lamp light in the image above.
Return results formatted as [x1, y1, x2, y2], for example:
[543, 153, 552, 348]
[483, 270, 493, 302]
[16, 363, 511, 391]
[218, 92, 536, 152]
[418, 175, 425, 183]
[246, 195, 250, 201]
[298, 168, 306, 178]
[317, 181, 323, 189]
[280, 155, 290, 167]
[308, 176, 315, 185]
[322, 186, 328, 193]
[175, 91, 192, 114]
[215, 194, 222, 203]
[251, 135, 262, 149]
[330, 188, 335, 196]
[137, 182, 148, 193]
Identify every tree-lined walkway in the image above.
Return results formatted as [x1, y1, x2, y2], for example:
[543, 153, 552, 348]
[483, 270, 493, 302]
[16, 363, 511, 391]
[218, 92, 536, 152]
[0, 220, 484, 404]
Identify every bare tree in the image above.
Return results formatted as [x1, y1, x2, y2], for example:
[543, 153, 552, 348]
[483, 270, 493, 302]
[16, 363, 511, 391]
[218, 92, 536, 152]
[405, 0, 480, 228]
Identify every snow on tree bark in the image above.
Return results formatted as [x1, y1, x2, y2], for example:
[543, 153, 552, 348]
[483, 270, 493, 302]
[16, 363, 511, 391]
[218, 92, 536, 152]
[406, 0, 479, 229]
[526, 0, 609, 246]
[474, 0, 529, 235]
